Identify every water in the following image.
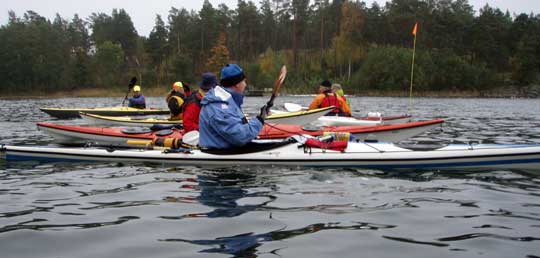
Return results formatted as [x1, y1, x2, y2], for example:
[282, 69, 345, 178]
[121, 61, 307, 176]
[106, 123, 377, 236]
[0, 96, 539, 258]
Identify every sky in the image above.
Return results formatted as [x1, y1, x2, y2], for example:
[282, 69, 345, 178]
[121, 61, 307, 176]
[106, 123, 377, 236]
[2, 0, 539, 37]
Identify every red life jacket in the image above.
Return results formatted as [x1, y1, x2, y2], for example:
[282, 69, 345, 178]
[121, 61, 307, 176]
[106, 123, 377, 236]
[319, 93, 345, 116]
[182, 92, 204, 132]
[184, 91, 203, 108]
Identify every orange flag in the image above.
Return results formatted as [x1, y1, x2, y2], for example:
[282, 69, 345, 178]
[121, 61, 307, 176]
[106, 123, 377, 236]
[412, 22, 418, 36]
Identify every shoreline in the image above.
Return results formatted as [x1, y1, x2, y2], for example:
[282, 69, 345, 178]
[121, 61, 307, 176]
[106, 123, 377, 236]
[0, 87, 538, 100]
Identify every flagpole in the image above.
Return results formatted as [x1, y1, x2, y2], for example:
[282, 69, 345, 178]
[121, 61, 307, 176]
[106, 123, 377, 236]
[408, 22, 418, 115]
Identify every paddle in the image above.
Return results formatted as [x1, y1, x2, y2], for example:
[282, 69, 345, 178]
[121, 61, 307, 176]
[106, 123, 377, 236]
[122, 77, 138, 106]
[265, 65, 287, 110]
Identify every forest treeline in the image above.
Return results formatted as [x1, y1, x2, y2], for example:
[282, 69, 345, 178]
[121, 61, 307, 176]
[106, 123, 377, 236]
[1, 0, 539, 96]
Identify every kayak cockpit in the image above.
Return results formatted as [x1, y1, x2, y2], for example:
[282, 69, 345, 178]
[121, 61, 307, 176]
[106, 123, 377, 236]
[201, 141, 293, 155]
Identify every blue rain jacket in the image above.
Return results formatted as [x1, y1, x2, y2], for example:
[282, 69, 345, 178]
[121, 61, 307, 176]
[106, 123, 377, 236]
[199, 86, 263, 149]
[128, 94, 146, 109]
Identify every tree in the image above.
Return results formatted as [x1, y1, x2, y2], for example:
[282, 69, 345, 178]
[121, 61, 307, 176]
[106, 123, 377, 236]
[260, 0, 277, 51]
[312, 0, 331, 61]
[92, 41, 125, 87]
[234, 0, 260, 61]
[427, 0, 474, 53]
[89, 9, 138, 58]
[290, 0, 310, 69]
[470, 4, 512, 71]
[146, 15, 169, 86]
[198, 0, 220, 64]
[332, 1, 366, 80]
[67, 14, 91, 87]
[510, 19, 540, 85]
[206, 32, 231, 74]
[168, 7, 195, 55]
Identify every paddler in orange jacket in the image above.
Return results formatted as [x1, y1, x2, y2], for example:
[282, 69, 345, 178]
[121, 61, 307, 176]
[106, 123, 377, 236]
[308, 80, 351, 117]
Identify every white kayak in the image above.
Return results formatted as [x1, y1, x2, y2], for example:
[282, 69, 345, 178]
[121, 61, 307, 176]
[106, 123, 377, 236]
[314, 114, 411, 126]
[80, 106, 334, 127]
[2, 141, 540, 170]
[278, 103, 412, 126]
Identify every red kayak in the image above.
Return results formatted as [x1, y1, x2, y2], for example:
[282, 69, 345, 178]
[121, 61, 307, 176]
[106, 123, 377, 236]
[37, 119, 444, 147]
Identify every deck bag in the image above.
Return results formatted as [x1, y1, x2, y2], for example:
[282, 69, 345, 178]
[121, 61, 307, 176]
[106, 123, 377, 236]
[304, 138, 348, 152]
[322, 132, 353, 141]
[152, 137, 195, 149]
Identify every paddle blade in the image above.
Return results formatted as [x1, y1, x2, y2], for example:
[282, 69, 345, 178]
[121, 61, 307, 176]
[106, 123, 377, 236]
[266, 65, 287, 108]
[283, 103, 304, 112]
[128, 77, 137, 89]
[272, 65, 287, 96]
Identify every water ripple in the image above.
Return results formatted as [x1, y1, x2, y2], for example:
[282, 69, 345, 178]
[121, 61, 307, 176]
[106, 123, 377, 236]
[382, 235, 449, 247]
[445, 208, 540, 221]
[437, 233, 540, 242]
[0, 216, 139, 233]
[80, 201, 159, 210]
[0, 206, 53, 218]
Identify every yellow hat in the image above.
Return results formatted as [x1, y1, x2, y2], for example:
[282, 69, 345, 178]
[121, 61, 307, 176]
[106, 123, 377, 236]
[133, 85, 141, 92]
[172, 81, 183, 90]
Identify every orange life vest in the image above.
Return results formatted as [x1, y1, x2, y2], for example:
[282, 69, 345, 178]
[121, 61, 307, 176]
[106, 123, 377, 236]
[319, 93, 346, 116]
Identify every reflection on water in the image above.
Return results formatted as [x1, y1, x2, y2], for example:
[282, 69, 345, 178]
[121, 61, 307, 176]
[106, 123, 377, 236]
[161, 170, 276, 219]
[163, 221, 397, 256]
[0, 97, 539, 258]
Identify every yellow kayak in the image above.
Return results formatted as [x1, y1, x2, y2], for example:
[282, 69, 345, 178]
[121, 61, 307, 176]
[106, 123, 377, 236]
[40, 106, 170, 119]
[79, 106, 334, 127]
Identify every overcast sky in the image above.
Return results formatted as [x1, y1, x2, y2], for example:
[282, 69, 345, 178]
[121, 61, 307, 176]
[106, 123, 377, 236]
[2, 0, 539, 37]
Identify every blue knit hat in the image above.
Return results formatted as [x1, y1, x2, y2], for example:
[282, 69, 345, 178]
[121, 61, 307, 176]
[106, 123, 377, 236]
[199, 72, 217, 90]
[320, 79, 332, 88]
[220, 64, 245, 87]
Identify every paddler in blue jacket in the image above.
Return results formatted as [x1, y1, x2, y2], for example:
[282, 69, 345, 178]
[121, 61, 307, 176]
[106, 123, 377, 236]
[198, 64, 269, 149]
[128, 85, 146, 109]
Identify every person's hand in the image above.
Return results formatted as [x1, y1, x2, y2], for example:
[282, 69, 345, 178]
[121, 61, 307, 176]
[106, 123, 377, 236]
[257, 105, 270, 123]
